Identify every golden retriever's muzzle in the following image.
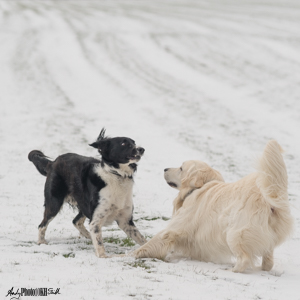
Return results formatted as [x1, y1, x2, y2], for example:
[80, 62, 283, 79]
[164, 168, 179, 189]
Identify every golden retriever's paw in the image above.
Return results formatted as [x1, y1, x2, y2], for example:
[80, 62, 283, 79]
[268, 268, 284, 277]
[37, 239, 48, 245]
[232, 265, 246, 273]
[133, 249, 145, 258]
[110, 251, 136, 258]
[111, 254, 126, 258]
[95, 252, 108, 258]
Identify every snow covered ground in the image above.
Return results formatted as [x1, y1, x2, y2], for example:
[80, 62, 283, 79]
[0, 0, 300, 299]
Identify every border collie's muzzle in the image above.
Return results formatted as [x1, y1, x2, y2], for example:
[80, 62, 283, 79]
[128, 147, 145, 162]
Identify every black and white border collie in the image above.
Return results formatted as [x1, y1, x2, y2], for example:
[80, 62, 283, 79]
[28, 128, 147, 257]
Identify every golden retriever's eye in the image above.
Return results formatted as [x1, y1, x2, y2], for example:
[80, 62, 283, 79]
[180, 167, 183, 171]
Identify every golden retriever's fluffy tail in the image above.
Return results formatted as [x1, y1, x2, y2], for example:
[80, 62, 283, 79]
[256, 140, 289, 209]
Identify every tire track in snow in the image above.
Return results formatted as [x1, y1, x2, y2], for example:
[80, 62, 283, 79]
[83, 29, 266, 177]
[89, 1, 300, 179]
[8, 3, 110, 156]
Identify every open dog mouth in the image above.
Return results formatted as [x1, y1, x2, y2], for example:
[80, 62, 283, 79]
[128, 147, 144, 161]
[128, 154, 141, 161]
[167, 182, 177, 188]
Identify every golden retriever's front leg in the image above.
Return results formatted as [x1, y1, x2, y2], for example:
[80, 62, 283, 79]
[134, 231, 176, 260]
[134, 236, 165, 259]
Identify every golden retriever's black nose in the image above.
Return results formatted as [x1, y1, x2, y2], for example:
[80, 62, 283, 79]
[164, 168, 169, 172]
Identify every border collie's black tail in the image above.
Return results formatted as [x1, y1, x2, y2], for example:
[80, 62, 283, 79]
[28, 150, 52, 176]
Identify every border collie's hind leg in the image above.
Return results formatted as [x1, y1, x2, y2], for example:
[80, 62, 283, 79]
[38, 175, 66, 245]
[38, 197, 63, 245]
[73, 211, 91, 239]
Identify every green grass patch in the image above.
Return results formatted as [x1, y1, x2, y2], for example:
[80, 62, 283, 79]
[47, 252, 59, 257]
[63, 252, 75, 258]
[126, 259, 151, 270]
[106, 228, 121, 232]
[78, 246, 90, 251]
[103, 236, 122, 244]
[103, 236, 136, 247]
[120, 237, 135, 247]
[126, 259, 152, 273]
[145, 234, 153, 240]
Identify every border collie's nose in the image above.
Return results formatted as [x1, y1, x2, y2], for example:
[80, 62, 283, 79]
[164, 168, 169, 172]
[137, 147, 145, 155]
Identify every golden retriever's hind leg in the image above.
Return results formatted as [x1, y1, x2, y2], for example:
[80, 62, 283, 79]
[227, 231, 253, 273]
[232, 253, 251, 273]
[262, 251, 274, 271]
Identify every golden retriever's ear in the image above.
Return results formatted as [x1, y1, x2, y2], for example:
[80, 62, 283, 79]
[181, 168, 204, 188]
[184, 167, 224, 189]
[191, 171, 204, 188]
[205, 168, 224, 184]
[181, 166, 201, 188]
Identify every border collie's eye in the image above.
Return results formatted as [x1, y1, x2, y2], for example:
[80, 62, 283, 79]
[121, 143, 125, 146]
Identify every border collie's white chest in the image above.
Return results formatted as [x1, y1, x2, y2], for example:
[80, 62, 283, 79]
[100, 175, 133, 207]
[94, 164, 135, 225]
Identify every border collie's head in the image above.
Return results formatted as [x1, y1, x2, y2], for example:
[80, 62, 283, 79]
[89, 128, 145, 167]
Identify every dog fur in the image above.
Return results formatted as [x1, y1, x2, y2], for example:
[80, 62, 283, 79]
[133, 140, 293, 272]
[28, 128, 147, 257]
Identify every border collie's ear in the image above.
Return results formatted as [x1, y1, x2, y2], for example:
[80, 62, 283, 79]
[97, 128, 106, 141]
[89, 140, 109, 157]
[89, 128, 108, 150]
[89, 141, 100, 149]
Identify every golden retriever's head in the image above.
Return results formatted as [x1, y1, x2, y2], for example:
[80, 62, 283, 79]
[164, 160, 224, 190]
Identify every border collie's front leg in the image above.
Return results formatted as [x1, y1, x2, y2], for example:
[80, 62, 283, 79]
[90, 204, 109, 258]
[117, 215, 147, 246]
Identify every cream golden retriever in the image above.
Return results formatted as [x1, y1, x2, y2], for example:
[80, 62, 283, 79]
[133, 140, 293, 272]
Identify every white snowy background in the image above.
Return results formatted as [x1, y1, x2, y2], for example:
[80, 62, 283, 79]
[0, 0, 300, 299]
